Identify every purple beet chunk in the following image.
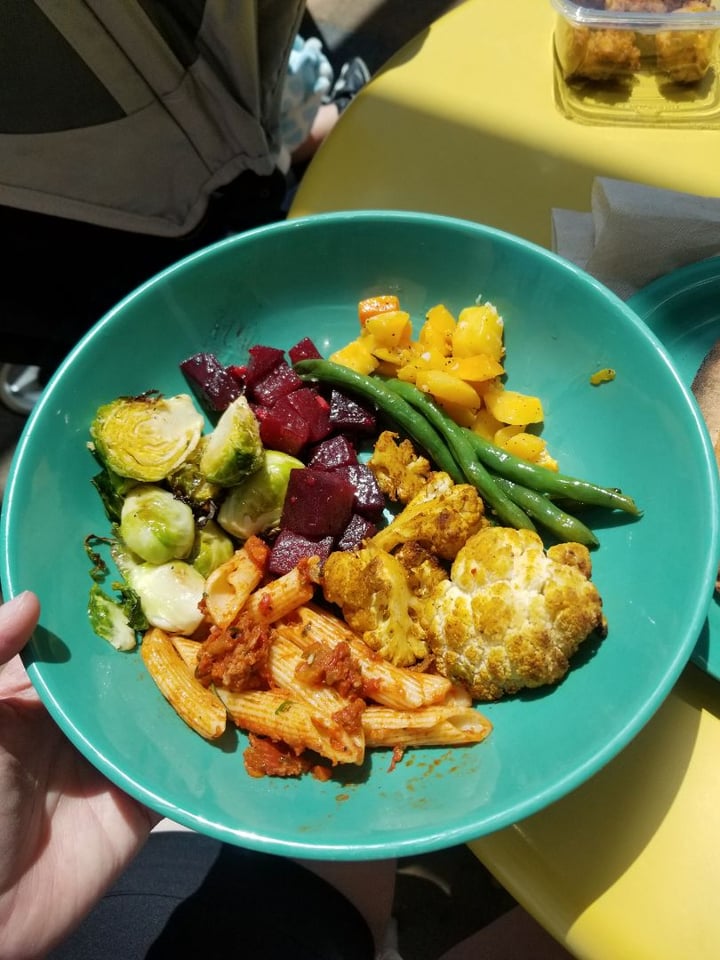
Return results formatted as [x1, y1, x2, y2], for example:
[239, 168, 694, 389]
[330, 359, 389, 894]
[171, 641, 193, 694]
[180, 352, 243, 412]
[250, 360, 304, 405]
[255, 398, 310, 456]
[328, 388, 377, 434]
[280, 468, 355, 539]
[288, 337, 323, 363]
[336, 463, 385, 517]
[244, 344, 285, 389]
[285, 387, 332, 443]
[268, 530, 334, 576]
[336, 513, 378, 551]
[307, 434, 358, 470]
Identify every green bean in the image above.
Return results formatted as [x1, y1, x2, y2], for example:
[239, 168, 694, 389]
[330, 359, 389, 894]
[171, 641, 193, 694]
[382, 378, 536, 531]
[465, 431, 641, 516]
[494, 477, 599, 548]
[293, 359, 464, 483]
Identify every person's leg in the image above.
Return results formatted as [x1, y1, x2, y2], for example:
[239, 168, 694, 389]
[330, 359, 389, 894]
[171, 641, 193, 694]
[48, 832, 376, 960]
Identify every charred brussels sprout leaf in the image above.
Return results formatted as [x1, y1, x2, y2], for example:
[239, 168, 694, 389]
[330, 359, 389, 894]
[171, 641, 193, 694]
[90, 466, 138, 524]
[88, 584, 137, 651]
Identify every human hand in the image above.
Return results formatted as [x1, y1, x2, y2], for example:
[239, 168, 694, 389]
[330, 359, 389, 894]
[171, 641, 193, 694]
[0, 592, 159, 958]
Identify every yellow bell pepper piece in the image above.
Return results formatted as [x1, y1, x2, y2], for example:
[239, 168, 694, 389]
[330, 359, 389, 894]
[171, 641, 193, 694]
[590, 367, 616, 386]
[471, 407, 504, 441]
[358, 295, 400, 326]
[364, 310, 412, 350]
[437, 399, 477, 428]
[503, 431, 548, 462]
[329, 337, 379, 376]
[484, 385, 544, 425]
[444, 354, 504, 382]
[418, 304, 456, 356]
[452, 304, 505, 361]
[416, 369, 482, 409]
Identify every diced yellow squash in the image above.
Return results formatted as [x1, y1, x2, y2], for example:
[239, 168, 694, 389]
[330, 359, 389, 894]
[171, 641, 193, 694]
[452, 304, 504, 361]
[437, 399, 477, 428]
[536, 448, 559, 472]
[371, 345, 405, 365]
[365, 310, 412, 350]
[375, 359, 402, 378]
[396, 363, 419, 383]
[494, 424, 523, 448]
[358, 295, 400, 326]
[444, 354, 504, 382]
[416, 369, 482, 409]
[590, 367, 616, 386]
[329, 337, 379, 375]
[484, 385, 544, 425]
[407, 345, 447, 370]
[418, 304, 456, 355]
[503, 431, 548, 462]
[471, 407, 504, 440]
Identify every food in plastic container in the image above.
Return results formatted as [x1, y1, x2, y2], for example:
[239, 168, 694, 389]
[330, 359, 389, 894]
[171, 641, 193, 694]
[551, 1, 720, 125]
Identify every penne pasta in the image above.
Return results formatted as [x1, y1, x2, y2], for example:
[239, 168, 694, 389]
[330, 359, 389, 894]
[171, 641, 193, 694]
[170, 635, 202, 672]
[204, 539, 269, 628]
[291, 604, 453, 710]
[141, 628, 227, 740]
[362, 703, 492, 748]
[267, 633, 365, 765]
[244, 558, 320, 624]
[216, 687, 360, 766]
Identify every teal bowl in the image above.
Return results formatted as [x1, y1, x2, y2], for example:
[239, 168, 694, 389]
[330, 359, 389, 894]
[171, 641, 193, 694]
[2, 211, 718, 858]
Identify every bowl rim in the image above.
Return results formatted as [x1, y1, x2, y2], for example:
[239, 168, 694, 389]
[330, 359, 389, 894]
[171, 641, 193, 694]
[2, 208, 719, 858]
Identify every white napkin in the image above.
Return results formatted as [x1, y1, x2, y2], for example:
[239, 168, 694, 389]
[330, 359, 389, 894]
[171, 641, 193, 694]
[552, 177, 720, 300]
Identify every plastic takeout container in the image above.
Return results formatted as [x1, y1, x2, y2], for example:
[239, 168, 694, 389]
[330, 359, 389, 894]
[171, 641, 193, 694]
[550, 1, 720, 126]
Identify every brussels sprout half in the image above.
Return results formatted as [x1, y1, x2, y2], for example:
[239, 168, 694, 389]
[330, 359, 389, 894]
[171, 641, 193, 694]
[89, 393, 204, 482]
[199, 395, 265, 486]
[217, 449, 303, 539]
[190, 519, 235, 578]
[119, 484, 196, 565]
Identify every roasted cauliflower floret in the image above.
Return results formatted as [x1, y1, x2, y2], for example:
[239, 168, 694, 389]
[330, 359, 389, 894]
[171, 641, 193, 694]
[371, 471, 485, 561]
[368, 430, 433, 504]
[424, 526, 606, 700]
[394, 541, 448, 598]
[322, 543, 429, 666]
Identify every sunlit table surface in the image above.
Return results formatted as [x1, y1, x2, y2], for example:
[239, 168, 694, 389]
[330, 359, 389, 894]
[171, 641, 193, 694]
[291, 1, 720, 957]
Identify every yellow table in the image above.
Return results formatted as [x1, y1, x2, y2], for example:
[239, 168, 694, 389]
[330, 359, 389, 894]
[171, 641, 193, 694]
[292, 0, 720, 250]
[291, 2, 720, 957]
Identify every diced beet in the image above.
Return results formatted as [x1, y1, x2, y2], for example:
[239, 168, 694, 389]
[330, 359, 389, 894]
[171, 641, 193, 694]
[288, 337, 323, 363]
[180, 352, 243, 412]
[268, 530, 334, 576]
[227, 364, 247, 386]
[281, 468, 355, 539]
[335, 463, 385, 517]
[328, 388, 377, 435]
[285, 387, 331, 443]
[250, 360, 303, 405]
[336, 513, 378, 551]
[255, 399, 310, 456]
[244, 344, 285, 388]
[307, 434, 358, 470]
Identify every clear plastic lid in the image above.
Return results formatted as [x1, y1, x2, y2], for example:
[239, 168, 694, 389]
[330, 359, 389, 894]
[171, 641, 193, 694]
[550, 1, 720, 32]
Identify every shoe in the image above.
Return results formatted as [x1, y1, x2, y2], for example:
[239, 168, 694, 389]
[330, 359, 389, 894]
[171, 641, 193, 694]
[327, 57, 371, 113]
